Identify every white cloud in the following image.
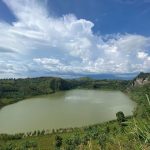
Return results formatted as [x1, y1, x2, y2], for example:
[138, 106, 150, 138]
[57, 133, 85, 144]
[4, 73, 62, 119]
[0, 0, 150, 78]
[137, 52, 148, 59]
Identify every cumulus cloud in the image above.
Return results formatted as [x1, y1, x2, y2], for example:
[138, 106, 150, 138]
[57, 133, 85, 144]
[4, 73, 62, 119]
[137, 52, 148, 59]
[0, 0, 150, 78]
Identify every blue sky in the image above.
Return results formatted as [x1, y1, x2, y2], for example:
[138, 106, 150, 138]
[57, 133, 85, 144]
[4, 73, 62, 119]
[47, 0, 150, 36]
[0, 0, 150, 78]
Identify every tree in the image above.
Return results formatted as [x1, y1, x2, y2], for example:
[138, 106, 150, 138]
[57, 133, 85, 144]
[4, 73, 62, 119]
[55, 135, 62, 149]
[116, 111, 126, 124]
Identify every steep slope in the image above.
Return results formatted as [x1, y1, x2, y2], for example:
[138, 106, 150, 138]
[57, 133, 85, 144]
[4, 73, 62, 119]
[131, 72, 150, 87]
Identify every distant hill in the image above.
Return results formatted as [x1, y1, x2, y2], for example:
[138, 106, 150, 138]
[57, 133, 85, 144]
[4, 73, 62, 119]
[77, 73, 138, 80]
[54, 72, 138, 80]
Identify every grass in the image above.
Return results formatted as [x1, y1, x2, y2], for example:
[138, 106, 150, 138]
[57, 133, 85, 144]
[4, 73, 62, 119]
[0, 117, 149, 149]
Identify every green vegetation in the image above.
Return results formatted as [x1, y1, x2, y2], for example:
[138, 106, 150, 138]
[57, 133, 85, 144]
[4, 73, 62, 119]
[0, 73, 149, 149]
[116, 111, 126, 125]
[75, 78, 129, 90]
[55, 135, 63, 149]
[127, 84, 150, 118]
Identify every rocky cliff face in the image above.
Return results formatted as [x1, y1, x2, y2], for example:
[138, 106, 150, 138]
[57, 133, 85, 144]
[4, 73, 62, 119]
[132, 72, 150, 87]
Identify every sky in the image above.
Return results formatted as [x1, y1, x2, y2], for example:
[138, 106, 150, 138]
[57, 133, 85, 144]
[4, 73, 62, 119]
[0, 0, 150, 78]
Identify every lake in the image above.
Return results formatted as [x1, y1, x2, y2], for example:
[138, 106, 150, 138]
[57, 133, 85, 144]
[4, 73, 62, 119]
[0, 89, 136, 134]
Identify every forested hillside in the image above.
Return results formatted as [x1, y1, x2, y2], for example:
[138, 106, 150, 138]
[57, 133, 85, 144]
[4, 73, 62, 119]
[126, 72, 150, 118]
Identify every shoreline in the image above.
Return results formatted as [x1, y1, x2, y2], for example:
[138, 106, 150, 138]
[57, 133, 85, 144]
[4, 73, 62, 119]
[0, 89, 137, 135]
[0, 115, 133, 135]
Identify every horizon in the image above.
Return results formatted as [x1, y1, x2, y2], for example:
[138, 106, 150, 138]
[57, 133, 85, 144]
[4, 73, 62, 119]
[0, 0, 150, 78]
[0, 72, 147, 80]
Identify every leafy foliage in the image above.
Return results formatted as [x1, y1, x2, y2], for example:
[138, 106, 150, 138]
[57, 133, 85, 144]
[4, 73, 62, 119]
[116, 111, 126, 125]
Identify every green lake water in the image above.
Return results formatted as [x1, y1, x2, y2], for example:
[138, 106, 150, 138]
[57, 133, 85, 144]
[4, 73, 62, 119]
[0, 89, 136, 134]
